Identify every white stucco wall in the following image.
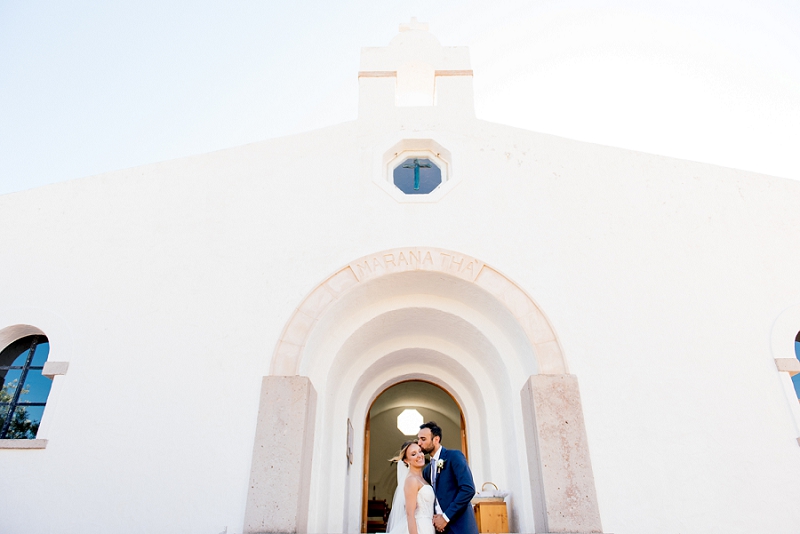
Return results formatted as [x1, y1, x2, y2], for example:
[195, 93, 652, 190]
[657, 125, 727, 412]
[2, 26, 800, 534]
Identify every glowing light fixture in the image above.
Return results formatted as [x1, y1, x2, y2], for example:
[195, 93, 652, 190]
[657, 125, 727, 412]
[397, 408, 423, 436]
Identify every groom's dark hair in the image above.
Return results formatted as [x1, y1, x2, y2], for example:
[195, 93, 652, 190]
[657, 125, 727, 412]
[420, 421, 442, 441]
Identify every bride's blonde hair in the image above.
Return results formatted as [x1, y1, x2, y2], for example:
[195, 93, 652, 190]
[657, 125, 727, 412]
[389, 440, 418, 466]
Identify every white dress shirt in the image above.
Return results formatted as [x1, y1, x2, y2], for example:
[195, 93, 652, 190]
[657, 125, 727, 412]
[430, 446, 449, 521]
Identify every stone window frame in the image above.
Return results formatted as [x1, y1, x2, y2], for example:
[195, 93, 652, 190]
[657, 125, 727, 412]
[371, 137, 457, 203]
[0, 324, 69, 450]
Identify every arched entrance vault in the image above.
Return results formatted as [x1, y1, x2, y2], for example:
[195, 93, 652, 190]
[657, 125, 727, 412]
[243, 248, 606, 534]
[362, 380, 467, 533]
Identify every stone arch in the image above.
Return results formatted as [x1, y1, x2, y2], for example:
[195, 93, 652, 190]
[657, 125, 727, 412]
[0, 324, 46, 349]
[269, 247, 567, 377]
[0, 308, 73, 365]
[245, 248, 605, 534]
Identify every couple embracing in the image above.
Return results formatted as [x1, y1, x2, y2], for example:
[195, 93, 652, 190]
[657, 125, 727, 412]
[386, 421, 479, 534]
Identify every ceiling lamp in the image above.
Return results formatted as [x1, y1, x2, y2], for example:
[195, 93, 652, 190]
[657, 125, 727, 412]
[397, 408, 423, 436]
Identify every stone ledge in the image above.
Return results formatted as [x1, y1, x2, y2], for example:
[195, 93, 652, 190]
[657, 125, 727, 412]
[42, 360, 69, 378]
[775, 358, 800, 376]
[434, 69, 474, 76]
[0, 439, 47, 449]
[358, 70, 396, 78]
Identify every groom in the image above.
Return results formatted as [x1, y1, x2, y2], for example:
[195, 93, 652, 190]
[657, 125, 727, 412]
[417, 421, 479, 534]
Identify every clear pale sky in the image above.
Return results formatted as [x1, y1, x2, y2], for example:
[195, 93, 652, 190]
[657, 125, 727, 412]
[1, 0, 798, 195]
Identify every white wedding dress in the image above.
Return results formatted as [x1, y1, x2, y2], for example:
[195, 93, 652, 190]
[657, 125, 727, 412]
[386, 462, 435, 534]
[414, 485, 436, 534]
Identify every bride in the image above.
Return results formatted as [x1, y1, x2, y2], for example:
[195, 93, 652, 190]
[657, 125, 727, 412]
[386, 440, 435, 534]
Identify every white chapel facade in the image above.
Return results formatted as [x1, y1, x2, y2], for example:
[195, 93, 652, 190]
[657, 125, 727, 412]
[2, 19, 800, 534]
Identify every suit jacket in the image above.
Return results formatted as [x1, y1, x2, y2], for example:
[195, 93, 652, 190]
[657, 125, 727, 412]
[423, 447, 479, 534]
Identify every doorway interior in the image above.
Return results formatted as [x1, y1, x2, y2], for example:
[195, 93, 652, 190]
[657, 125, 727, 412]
[362, 380, 466, 533]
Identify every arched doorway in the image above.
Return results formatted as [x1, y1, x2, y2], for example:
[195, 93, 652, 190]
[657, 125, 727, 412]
[243, 248, 604, 534]
[362, 380, 467, 533]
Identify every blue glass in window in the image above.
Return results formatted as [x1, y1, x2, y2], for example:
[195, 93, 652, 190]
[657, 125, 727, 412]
[31, 342, 49, 366]
[4, 406, 43, 439]
[20, 370, 52, 404]
[22, 405, 45, 428]
[10, 349, 31, 368]
[0, 335, 51, 439]
[393, 158, 442, 194]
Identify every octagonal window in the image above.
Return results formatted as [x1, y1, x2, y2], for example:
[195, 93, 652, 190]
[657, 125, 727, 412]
[393, 158, 442, 194]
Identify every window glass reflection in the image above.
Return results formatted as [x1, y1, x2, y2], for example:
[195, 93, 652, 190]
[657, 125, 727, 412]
[31, 343, 49, 366]
[1, 370, 22, 398]
[4, 406, 43, 439]
[0, 335, 51, 439]
[20, 370, 52, 404]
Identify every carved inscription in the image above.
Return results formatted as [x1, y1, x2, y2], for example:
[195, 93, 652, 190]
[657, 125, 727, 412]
[349, 248, 484, 282]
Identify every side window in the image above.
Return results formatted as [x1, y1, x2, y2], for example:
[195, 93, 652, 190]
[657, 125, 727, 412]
[793, 331, 800, 398]
[0, 335, 52, 439]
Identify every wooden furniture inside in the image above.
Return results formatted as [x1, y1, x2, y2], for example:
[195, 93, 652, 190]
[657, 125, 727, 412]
[366, 499, 390, 533]
[473, 500, 509, 533]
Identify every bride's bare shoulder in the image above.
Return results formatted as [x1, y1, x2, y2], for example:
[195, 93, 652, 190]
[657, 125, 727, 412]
[404, 474, 424, 490]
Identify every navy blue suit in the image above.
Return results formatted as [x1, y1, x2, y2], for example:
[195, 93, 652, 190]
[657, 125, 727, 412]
[423, 447, 479, 534]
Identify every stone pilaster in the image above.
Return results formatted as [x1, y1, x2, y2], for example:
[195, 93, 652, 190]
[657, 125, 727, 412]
[244, 376, 317, 534]
[521, 374, 603, 534]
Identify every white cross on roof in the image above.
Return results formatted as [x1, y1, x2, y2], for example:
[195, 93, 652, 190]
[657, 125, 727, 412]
[399, 17, 429, 32]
